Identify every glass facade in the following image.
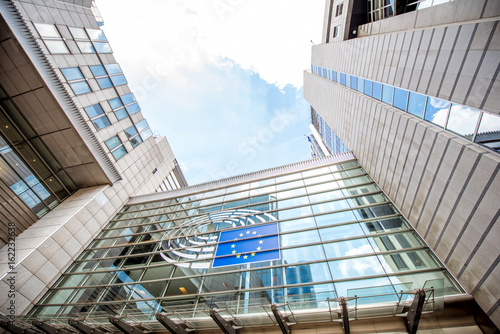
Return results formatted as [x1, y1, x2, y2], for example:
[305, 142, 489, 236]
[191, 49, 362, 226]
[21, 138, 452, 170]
[312, 65, 500, 152]
[311, 107, 349, 155]
[30, 159, 462, 327]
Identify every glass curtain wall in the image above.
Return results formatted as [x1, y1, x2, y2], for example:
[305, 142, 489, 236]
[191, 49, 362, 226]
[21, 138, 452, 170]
[31, 159, 463, 321]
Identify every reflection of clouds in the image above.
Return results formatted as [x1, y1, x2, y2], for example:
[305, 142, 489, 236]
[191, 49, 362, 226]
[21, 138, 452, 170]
[339, 256, 383, 278]
[478, 112, 500, 133]
[430, 108, 448, 127]
[428, 97, 448, 109]
[345, 244, 373, 256]
[447, 105, 480, 135]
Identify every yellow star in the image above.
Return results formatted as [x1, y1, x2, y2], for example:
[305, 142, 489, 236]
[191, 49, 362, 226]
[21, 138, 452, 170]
[259, 240, 263, 244]
[251, 252, 255, 257]
[239, 233, 243, 237]
[236, 254, 240, 258]
[243, 255, 248, 259]
[246, 231, 250, 234]
[257, 247, 261, 251]
[232, 250, 236, 254]
[231, 244, 235, 248]
[252, 231, 257, 235]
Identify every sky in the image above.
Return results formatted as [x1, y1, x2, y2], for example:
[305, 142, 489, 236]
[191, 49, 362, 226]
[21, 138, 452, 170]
[95, 0, 326, 185]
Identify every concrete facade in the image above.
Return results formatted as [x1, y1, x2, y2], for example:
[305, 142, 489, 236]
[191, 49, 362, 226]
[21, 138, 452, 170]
[306, 0, 500, 328]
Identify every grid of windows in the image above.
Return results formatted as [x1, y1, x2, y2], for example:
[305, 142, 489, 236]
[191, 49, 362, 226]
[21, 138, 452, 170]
[311, 107, 349, 155]
[30, 160, 462, 325]
[311, 65, 500, 152]
[34, 23, 69, 54]
[90, 64, 127, 89]
[61, 67, 92, 95]
[84, 104, 110, 130]
[105, 136, 127, 160]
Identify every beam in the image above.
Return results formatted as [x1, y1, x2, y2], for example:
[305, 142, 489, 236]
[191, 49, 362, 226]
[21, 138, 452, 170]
[405, 289, 426, 334]
[108, 316, 152, 334]
[339, 297, 350, 334]
[32, 320, 75, 334]
[208, 309, 240, 334]
[155, 313, 192, 334]
[0, 320, 40, 334]
[270, 304, 291, 334]
[68, 318, 110, 334]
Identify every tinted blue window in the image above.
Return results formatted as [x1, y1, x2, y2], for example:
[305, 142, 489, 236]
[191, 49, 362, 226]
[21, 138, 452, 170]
[424, 97, 449, 127]
[105, 136, 121, 150]
[332, 71, 337, 82]
[108, 97, 123, 110]
[110, 74, 127, 86]
[94, 42, 112, 53]
[140, 128, 153, 141]
[93, 115, 110, 130]
[114, 108, 128, 120]
[372, 82, 382, 100]
[70, 81, 91, 95]
[97, 77, 113, 89]
[340, 73, 346, 85]
[61, 67, 84, 81]
[346, 75, 351, 87]
[111, 146, 127, 160]
[104, 64, 122, 74]
[126, 103, 141, 115]
[135, 119, 149, 132]
[121, 93, 136, 105]
[381, 85, 393, 105]
[124, 126, 138, 139]
[130, 135, 143, 148]
[364, 80, 372, 96]
[393, 88, 408, 111]
[407, 92, 426, 118]
[350, 76, 357, 90]
[89, 65, 106, 77]
[84, 104, 104, 118]
[357, 77, 364, 93]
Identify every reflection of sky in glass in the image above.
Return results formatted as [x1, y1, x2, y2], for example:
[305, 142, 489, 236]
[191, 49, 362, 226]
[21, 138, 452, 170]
[407, 92, 426, 118]
[393, 88, 408, 110]
[424, 97, 449, 127]
[477, 112, 500, 134]
[382, 85, 393, 104]
[330, 256, 385, 279]
[447, 105, 480, 139]
[372, 82, 382, 100]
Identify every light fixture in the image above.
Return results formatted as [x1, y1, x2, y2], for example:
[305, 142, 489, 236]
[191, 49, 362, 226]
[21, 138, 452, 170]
[179, 287, 188, 294]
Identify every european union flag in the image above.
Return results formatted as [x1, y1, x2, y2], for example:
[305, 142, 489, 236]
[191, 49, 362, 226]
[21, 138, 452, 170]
[213, 223, 280, 268]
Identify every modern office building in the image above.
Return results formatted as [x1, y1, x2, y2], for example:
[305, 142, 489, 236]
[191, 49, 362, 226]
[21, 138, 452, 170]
[0, 0, 186, 319]
[7, 154, 491, 333]
[304, 0, 500, 328]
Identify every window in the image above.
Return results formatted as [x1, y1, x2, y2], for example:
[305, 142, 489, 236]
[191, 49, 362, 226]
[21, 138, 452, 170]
[107, 93, 141, 120]
[85, 29, 112, 53]
[105, 136, 127, 160]
[90, 64, 127, 89]
[136, 120, 153, 141]
[84, 104, 111, 130]
[125, 125, 143, 148]
[333, 25, 341, 38]
[34, 23, 69, 54]
[336, 3, 343, 16]
[61, 67, 91, 95]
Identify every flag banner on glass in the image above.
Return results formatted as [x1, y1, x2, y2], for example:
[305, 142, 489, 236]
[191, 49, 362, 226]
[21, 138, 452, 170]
[213, 223, 280, 268]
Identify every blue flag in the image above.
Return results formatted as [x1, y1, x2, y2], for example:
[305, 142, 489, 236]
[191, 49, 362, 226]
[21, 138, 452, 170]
[213, 223, 280, 268]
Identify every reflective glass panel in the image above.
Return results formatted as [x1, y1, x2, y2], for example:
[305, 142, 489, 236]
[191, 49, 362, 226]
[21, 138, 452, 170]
[106, 136, 121, 150]
[35, 23, 59, 37]
[281, 245, 325, 264]
[125, 126, 138, 139]
[130, 135, 143, 148]
[115, 108, 128, 120]
[281, 230, 320, 247]
[112, 146, 127, 160]
[447, 104, 480, 139]
[372, 82, 382, 100]
[329, 256, 385, 279]
[109, 97, 123, 109]
[86, 29, 107, 41]
[105, 64, 122, 74]
[424, 97, 449, 127]
[84, 104, 104, 118]
[126, 103, 141, 114]
[97, 77, 113, 89]
[314, 210, 357, 227]
[393, 88, 408, 110]
[94, 42, 112, 53]
[323, 238, 374, 259]
[69, 27, 87, 39]
[93, 115, 111, 130]
[90, 65, 106, 77]
[140, 129, 153, 141]
[340, 73, 346, 85]
[364, 79, 372, 96]
[61, 67, 84, 81]
[121, 93, 136, 105]
[350, 76, 357, 90]
[319, 223, 364, 241]
[407, 92, 426, 117]
[135, 120, 149, 132]
[475, 112, 500, 151]
[76, 41, 95, 53]
[70, 81, 91, 95]
[111, 74, 127, 86]
[381, 84, 393, 104]
[357, 77, 364, 92]
[44, 40, 69, 54]
[279, 217, 316, 232]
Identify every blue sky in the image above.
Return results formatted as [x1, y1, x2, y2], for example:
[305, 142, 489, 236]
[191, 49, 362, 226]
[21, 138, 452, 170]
[96, 0, 325, 185]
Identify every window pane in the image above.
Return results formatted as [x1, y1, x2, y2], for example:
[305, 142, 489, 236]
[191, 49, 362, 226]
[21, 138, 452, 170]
[381, 84, 393, 104]
[126, 103, 141, 115]
[140, 129, 153, 141]
[324, 238, 374, 259]
[111, 74, 127, 86]
[112, 146, 127, 160]
[314, 210, 357, 226]
[130, 135, 143, 148]
[281, 245, 325, 264]
[69, 27, 87, 39]
[70, 81, 91, 95]
[135, 120, 149, 132]
[393, 88, 408, 110]
[108, 97, 123, 109]
[350, 76, 357, 90]
[94, 42, 112, 53]
[86, 29, 107, 41]
[93, 116, 111, 130]
[363, 79, 372, 96]
[319, 223, 364, 241]
[372, 82, 382, 100]
[447, 104, 480, 139]
[330, 256, 385, 279]
[115, 108, 128, 120]
[84, 104, 104, 118]
[61, 67, 84, 81]
[90, 65, 106, 77]
[106, 136, 121, 150]
[76, 41, 95, 53]
[474, 112, 500, 152]
[44, 40, 69, 54]
[97, 77, 113, 89]
[281, 230, 320, 247]
[121, 93, 136, 105]
[35, 23, 59, 38]
[125, 126, 138, 138]
[424, 97, 449, 127]
[346, 74, 351, 87]
[407, 92, 426, 118]
[105, 64, 122, 74]
[340, 73, 346, 85]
